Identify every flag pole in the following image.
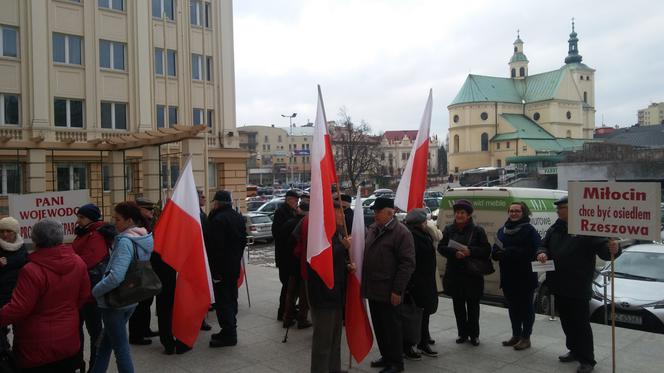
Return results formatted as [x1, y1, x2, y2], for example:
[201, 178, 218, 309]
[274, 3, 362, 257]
[242, 252, 251, 308]
[610, 250, 616, 373]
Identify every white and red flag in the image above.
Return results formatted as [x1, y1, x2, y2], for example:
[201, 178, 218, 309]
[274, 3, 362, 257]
[345, 187, 373, 362]
[394, 90, 433, 212]
[153, 158, 214, 347]
[307, 85, 337, 289]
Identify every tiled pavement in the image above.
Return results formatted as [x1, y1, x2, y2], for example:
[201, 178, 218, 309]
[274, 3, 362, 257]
[107, 264, 664, 372]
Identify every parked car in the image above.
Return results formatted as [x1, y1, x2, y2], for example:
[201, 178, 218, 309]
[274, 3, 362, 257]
[373, 188, 393, 197]
[244, 213, 274, 242]
[589, 243, 664, 334]
[246, 201, 264, 212]
[255, 197, 285, 219]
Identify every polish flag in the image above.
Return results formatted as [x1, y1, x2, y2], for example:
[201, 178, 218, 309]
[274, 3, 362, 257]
[394, 90, 433, 212]
[237, 251, 248, 288]
[307, 85, 337, 289]
[153, 158, 214, 347]
[345, 187, 373, 363]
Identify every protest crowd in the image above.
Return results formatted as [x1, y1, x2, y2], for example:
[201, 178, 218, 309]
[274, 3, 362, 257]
[0, 187, 619, 373]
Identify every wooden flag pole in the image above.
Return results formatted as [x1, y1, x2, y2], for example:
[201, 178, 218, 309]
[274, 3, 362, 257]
[333, 183, 351, 370]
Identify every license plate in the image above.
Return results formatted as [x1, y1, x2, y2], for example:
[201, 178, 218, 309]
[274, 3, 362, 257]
[612, 313, 643, 325]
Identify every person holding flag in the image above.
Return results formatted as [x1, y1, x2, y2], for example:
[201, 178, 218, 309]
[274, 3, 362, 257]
[205, 191, 247, 348]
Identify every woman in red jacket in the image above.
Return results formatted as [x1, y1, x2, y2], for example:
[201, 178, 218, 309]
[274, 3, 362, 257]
[0, 219, 90, 372]
[72, 204, 111, 372]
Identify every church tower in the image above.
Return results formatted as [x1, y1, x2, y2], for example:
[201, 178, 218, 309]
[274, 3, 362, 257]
[509, 31, 529, 79]
[564, 19, 583, 64]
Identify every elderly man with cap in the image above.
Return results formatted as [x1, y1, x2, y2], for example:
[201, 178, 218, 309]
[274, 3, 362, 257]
[339, 193, 354, 232]
[206, 190, 247, 347]
[72, 204, 109, 370]
[363, 197, 415, 373]
[272, 189, 301, 321]
[128, 197, 159, 345]
[0, 217, 27, 353]
[536, 196, 619, 373]
[437, 199, 491, 347]
[402, 208, 439, 360]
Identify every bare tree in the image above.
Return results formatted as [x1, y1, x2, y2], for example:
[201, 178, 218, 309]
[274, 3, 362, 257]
[331, 108, 381, 191]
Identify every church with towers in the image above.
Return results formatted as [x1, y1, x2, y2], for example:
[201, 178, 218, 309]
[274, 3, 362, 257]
[447, 22, 595, 174]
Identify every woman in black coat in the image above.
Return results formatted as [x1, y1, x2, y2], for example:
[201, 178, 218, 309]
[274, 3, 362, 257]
[0, 217, 28, 351]
[438, 200, 491, 346]
[404, 209, 439, 359]
[492, 202, 541, 351]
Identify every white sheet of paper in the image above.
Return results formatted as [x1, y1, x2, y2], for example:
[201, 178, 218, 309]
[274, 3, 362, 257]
[531, 260, 555, 272]
[448, 239, 467, 250]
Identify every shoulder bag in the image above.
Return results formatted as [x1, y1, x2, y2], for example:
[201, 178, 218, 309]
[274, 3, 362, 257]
[106, 240, 162, 308]
[464, 228, 495, 276]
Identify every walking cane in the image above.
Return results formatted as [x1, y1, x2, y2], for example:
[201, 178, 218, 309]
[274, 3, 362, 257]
[282, 323, 291, 343]
[242, 252, 251, 308]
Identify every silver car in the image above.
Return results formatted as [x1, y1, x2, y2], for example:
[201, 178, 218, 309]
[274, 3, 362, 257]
[244, 213, 274, 242]
[589, 243, 664, 334]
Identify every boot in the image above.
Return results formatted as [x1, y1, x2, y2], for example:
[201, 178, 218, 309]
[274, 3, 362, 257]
[514, 338, 531, 350]
[502, 336, 520, 347]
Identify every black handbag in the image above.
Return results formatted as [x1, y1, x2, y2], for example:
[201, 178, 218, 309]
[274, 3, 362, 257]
[464, 228, 495, 276]
[105, 240, 162, 308]
[398, 294, 423, 346]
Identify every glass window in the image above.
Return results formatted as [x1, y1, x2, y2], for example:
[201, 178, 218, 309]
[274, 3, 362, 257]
[205, 2, 211, 27]
[167, 49, 176, 76]
[206, 109, 213, 128]
[68, 35, 82, 65]
[101, 102, 112, 128]
[154, 48, 164, 75]
[190, 0, 200, 26]
[99, 0, 123, 11]
[0, 164, 21, 195]
[156, 105, 165, 128]
[101, 102, 127, 130]
[481, 133, 489, 151]
[99, 0, 109, 8]
[152, 0, 161, 17]
[153, 0, 175, 20]
[164, 0, 174, 20]
[54, 99, 84, 128]
[115, 102, 126, 129]
[168, 106, 177, 126]
[57, 165, 87, 191]
[53, 33, 66, 63]
[100, 40, 125, 70]
[191, 54, 201, 80]
[102, 165, 110, 192]
[208, 162, 216, 187]
[193, 108, 204, 125]
[205, 56, 212, 81]
[1, 26, 18, 58]
[1, 94, 19, 125]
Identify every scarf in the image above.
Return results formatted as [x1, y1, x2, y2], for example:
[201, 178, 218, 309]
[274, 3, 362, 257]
[0, 236, 24, 252]
[503, 216, 531, 235]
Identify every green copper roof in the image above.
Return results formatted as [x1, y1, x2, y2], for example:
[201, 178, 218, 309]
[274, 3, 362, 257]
[510, 52, 529, 63]
[498, 114, 553, 139]
[450, 69, 565, 106]
[490, 114, 588, 153]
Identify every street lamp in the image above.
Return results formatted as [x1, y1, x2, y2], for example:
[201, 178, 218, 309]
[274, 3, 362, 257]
[281, 113, 297, 135]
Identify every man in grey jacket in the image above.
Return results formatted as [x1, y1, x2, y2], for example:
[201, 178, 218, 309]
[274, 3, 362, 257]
[362, 198, 415, 373]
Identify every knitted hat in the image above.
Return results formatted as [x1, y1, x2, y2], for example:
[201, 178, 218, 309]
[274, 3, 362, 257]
[213, 190, 232, 202]
[77, 204, 102, 221]
[405, 208, 428, 225]
[135, 197, 155, 208]
[285, 190, 301, 198]
[340, 194, 352, 203]
[452, 199, 474, 214]
[0, 217, 20, 234]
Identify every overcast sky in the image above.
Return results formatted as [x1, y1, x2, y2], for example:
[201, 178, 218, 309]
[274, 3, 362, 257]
[233, 0, 664, 140]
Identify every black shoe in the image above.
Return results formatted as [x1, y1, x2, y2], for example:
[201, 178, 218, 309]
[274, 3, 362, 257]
[417, 344, 438, 357]
[455, 336, 468, 344]
[379, 366, 404, 373]
[559, 352, 577, 363]
[297, 320, 312, 329]
[146, 329, 159, 338]
[470, 337, 480, 346]
[577, 363, 594, 373]
[200, 321, 212, 331]
[175, 344, 192, 355]
[209, 337, 237, 348]
[163, 346, 175, 355]
[282, 319, 295, 328]
[129, 338, 152, 346]
[403, 347, 422, 361]
[427, 338, 435, 345]
[370, 357, 388, 368]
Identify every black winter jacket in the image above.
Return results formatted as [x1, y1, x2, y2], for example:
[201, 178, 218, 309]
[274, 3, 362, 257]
[492, 219, 541, 294]
[437, 220, 491, 299]
[0, 245, 28, 307]
[307, 229, 348, 309]
[537, 219, 617, 300]
[206, 205, 247, 281]
[407, 226, 439, 315]
[272, 204, 298, 268]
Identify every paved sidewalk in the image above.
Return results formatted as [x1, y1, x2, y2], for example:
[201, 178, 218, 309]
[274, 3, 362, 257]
[111, 264, 664, 372]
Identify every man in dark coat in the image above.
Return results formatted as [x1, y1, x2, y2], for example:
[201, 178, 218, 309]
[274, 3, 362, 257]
[128, 197, 158, 345]
[272, 189, 300, 321]
[536, 196, 619, 373]
[206, 190, 247, 347]
[362, 197, 415, 373]
[340, 193, 354, 233]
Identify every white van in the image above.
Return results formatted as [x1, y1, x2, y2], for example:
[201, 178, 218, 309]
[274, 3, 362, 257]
[436, 187, 567, 307]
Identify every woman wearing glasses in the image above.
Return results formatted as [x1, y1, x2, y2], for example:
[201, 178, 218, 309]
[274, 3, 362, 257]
[492, 201, 542, 351]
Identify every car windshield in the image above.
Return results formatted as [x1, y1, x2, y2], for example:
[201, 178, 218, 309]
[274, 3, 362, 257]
[251, 215, 272, 224]
[424, 198, 439, 210]
[247, 202, 263, 211]
[363, 198, 375, 207]
[613, 250, 664, 282]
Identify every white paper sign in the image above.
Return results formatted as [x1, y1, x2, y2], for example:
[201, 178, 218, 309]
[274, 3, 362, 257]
[448, 239, 467, 250]
[8, 190, 90, 243]
[568, 182, 661, 241]
[531, 260, 555, 272]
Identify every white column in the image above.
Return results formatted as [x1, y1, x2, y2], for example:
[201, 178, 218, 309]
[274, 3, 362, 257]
[141, 146, 161, 203]
[27, 149, 46, 193]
